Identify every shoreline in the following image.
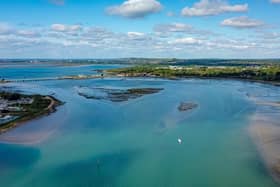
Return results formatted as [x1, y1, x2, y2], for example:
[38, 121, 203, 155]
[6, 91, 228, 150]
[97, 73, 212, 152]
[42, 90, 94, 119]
[0, 95, 63, 134]
[1, 74, 279, 88]
[249, 115, 280, 184]
[111, 74, 280, 87]
[249, 99, 280, 184]
[106, 65, 280, 86]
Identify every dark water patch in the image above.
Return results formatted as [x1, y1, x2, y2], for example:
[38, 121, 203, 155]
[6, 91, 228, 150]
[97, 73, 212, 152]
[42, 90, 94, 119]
[177, 102, 198, 112]
[77, 86, 163, 102]
[0, 144, 40, 172]
[246, 151, 274, 179]
[48, 150, 139, 187]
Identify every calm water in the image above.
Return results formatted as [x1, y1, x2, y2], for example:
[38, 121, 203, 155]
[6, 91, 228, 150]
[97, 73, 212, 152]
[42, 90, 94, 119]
[0, 65, 279, 187]
[0, 64, 123, 80]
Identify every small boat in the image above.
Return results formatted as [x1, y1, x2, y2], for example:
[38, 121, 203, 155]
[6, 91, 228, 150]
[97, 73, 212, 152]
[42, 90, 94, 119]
[177, 138, 182, 144]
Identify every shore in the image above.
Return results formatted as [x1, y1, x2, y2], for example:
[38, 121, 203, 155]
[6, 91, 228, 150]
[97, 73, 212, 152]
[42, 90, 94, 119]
[0, 94, 63, 134]
[109, 73, 280, 87]
[106, 65, 280, 87]
[249, 99, 280, 183]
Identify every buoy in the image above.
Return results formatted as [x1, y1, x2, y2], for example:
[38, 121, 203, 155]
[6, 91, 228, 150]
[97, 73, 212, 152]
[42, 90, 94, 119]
[177, 138, 182, 144]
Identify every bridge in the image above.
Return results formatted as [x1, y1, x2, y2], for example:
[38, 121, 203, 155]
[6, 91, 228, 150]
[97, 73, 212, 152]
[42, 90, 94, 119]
[2, 74, 106, 83]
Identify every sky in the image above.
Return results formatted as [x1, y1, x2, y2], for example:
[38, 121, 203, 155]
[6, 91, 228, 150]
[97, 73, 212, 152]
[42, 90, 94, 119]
[0, 0, 280, 59]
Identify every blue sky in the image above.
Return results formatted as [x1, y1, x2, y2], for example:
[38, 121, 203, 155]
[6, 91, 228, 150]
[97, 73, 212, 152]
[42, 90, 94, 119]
[0, 0, 280, 58]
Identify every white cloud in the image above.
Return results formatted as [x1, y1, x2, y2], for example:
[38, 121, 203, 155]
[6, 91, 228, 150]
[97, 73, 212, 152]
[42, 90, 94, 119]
[51, 24, 82, 32]
[1, 22, 279, 58]
[271, 0, 280, 3]
[221, 16, 264, 28]
[153, 23, 217, 38]
[127, 32, 148, 40]
[127, 32, 145, 37]
[17, 30, 41, 38]
[106, 0, 162, 18]
[0, 23, 13, 35]
[169, 37, 202, 45]
[154, 23, 193, 33]
[206, 39, 258, 50]
[181, 0, 248, 17]
[262, 32, 280, 39]
[127, 31, 144, 36]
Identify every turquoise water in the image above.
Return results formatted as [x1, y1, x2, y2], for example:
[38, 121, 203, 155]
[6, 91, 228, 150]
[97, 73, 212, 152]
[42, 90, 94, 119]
[0, 64, 123, 80]
[0, 65, 279, 187]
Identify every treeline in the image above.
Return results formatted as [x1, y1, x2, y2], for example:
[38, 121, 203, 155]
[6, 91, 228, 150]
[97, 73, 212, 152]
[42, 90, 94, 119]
[0, 92, 22, 101]
[108, 65, 280, 82]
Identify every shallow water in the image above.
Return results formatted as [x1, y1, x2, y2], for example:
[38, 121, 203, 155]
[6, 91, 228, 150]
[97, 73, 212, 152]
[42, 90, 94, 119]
[0, 65, 280, 187]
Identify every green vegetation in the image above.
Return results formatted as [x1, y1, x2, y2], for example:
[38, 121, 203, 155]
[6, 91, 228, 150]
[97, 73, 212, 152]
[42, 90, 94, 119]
[0, 92, 22, 100]
[0, 92, 62, 133]
[108, 65, 280, 83]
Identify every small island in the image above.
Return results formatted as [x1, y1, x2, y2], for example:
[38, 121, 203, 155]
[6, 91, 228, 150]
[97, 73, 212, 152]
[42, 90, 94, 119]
[0, 92, 62, 133]
[178, 102, 198, 112]
[78, 87, 163, 102]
